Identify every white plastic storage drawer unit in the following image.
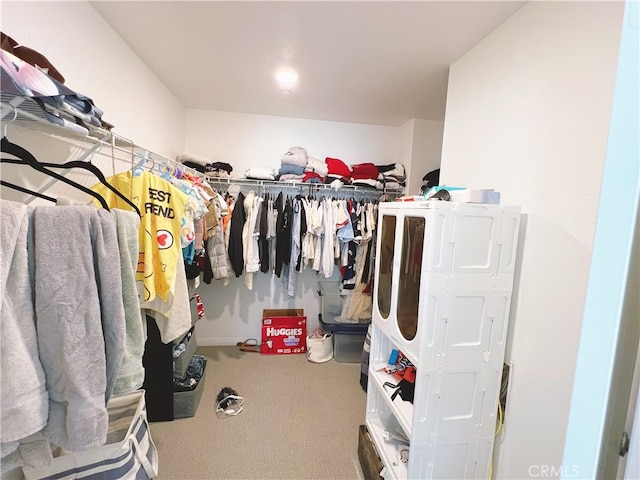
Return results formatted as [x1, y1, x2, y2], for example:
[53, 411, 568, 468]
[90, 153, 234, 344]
[366, 201, 521, 480]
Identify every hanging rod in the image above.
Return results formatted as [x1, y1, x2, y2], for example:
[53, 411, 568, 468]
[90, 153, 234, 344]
[205, 176, 402, 199]
[2, 94, 401, 196]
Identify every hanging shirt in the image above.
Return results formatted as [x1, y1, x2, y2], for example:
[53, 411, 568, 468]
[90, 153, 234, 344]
[91, 171, 189, 307]
[288, 198, 302, 297]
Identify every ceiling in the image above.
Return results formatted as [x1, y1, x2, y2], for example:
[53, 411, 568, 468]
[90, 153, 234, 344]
[91, 1, 525, 127]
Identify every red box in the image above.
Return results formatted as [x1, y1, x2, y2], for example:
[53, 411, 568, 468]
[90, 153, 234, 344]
[261, 309, 306, 355]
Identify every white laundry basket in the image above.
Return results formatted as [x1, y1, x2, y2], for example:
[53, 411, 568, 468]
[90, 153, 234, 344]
[22, 390, 158, 480]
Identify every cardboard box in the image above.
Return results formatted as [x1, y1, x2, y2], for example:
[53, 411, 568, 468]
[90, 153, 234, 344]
[261, 309, 306, 355]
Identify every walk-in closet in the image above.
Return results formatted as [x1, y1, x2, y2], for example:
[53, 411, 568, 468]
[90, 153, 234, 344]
[2, 2, 638, 480]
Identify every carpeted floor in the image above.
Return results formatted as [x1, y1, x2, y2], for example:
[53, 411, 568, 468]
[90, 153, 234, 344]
[150, 346, 367, 480]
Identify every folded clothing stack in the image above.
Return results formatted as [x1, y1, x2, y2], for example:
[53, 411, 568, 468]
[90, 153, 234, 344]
[176, 152, 209, 173]
[376, 163, 406, 191]
[277, 146, 308, 182]
[351, 163, 381, 189]
[176, 153, 234, 177]
[206, 162, 233, 178]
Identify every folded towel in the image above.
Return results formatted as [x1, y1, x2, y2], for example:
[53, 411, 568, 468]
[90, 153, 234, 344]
[278, 173, 305, 182]
[278, 163, 305, 176]
[305, 157, 329, 176]
[245, 167, 276, 180]
[353, 179, 382, 189]
[0, 201, 48, 457]
[176, 152, 212, 166]
[92, 209, 126, 403]
[34, 206, 122, 451]
[207, 171, 231, 180]
[1, 432, 52, 473]
[377, 180, 405, 191]
[112, 210, 145, 397]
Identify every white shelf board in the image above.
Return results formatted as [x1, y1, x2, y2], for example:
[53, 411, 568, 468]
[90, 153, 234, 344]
[369, 366, 414, 438]
[366, 414, 409, 480]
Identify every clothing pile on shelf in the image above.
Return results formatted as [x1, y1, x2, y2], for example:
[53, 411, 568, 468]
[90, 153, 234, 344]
[1, 33, 113, 133]
[377, 163, 406, 191]
[272, 147, 406, 192]
[175, 146, 406, 193]
[351, 162, 380, 189]
[175, 152, 233, 179]
[277, 146, 307, 182]
[0, 199, 143, 473]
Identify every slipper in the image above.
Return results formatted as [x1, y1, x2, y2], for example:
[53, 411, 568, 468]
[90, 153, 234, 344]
[237, 338, 261, 353]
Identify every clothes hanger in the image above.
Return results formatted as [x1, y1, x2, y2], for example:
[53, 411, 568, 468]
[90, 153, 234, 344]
[1, 138, 110, 210]
[1, 180, 56, 203]
[35, 158, 141, 216]
[1, 108, 109, 209]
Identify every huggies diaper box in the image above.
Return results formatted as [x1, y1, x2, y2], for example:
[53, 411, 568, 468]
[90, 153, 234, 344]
[261, 309, 307, 355]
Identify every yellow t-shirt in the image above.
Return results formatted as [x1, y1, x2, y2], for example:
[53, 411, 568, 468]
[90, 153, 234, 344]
[92, 171, 189, 306]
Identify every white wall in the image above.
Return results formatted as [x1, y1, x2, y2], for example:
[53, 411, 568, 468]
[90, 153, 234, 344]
[1, 1, 185, 157]
[185, 108, 402, 172]
[440, 2, 624, 478]
[408, 118, 444, 195]
[185, 109, 407, 345]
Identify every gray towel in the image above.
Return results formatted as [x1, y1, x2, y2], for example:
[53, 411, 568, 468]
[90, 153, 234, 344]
[92, 209, 126, 403]
[112, 209, 145, 396]
[34, 205, 124, 451]
[0, 200, 49, 464]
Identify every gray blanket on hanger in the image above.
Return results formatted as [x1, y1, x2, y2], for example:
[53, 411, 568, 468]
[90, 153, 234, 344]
[0, 200, 49, 466]
[34, 206, 125, 452]
[112, 209, 145, 397]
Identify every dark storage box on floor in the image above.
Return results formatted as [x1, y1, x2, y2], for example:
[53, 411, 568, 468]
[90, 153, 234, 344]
[173, 358, 207, 419]
[318, 281, 369, 363]
[358, 424, 384, 480]
[173, 327, 197, 379]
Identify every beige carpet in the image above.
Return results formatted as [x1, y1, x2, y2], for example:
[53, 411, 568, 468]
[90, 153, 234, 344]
[150, 346, 367, 480]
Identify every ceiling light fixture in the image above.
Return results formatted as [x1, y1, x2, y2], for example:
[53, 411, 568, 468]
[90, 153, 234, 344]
[275, 69, 298, 93]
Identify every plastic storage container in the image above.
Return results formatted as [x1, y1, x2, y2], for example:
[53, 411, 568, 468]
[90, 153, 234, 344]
[173, 358, 207, 419]
[173, 327, 197, 379]
[333, 332, 367, 363]
[318, 281, 369, 363]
